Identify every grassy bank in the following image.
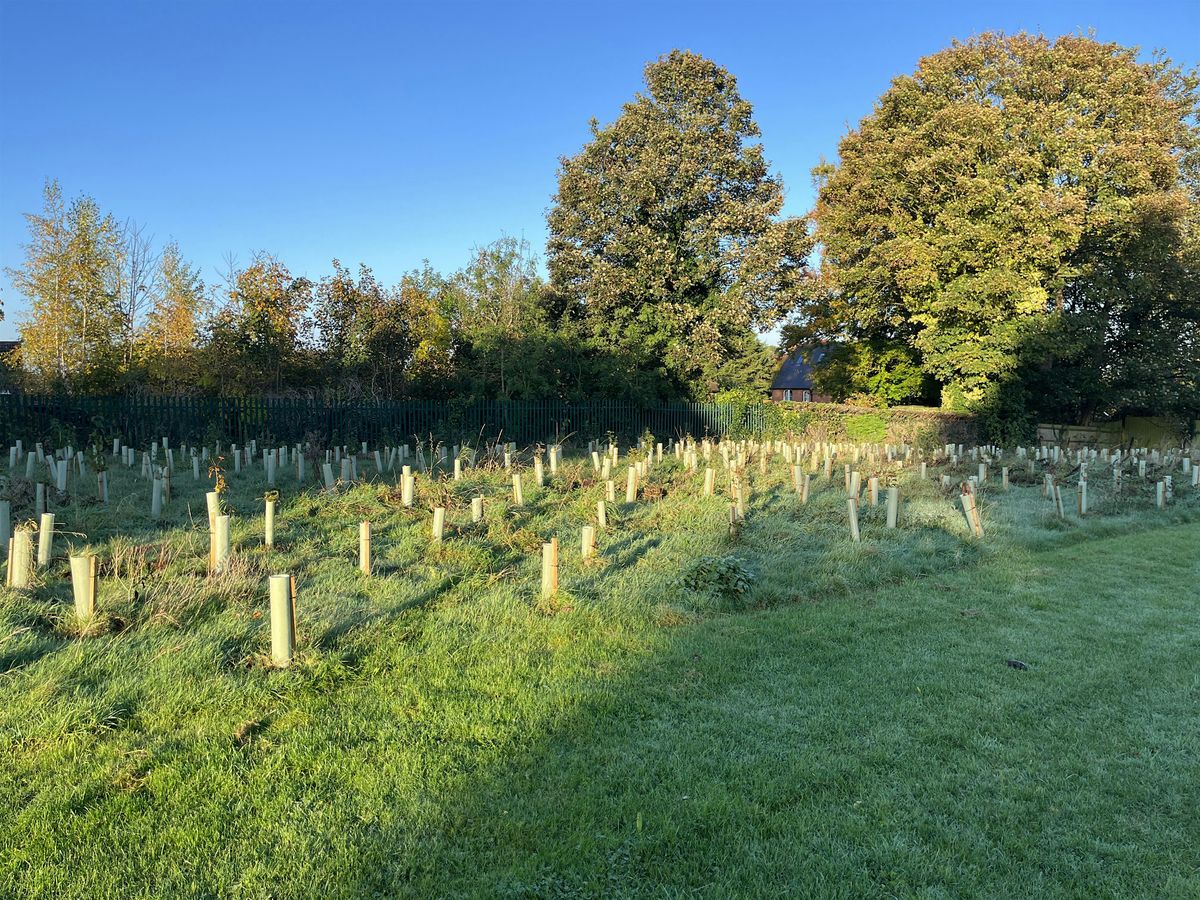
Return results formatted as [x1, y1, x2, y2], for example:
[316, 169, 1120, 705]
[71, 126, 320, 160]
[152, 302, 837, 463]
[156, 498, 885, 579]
[1, 449, 1198, 896]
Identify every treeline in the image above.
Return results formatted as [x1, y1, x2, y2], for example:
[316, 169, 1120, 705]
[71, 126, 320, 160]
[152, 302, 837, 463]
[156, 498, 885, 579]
[4, 50, 801, 404]
[2, 188, 774, 402]
[5, 37, 1200, 432]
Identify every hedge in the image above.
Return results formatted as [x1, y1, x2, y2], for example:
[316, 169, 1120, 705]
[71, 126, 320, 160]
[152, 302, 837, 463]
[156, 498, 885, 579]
[728, 400, 978, 450]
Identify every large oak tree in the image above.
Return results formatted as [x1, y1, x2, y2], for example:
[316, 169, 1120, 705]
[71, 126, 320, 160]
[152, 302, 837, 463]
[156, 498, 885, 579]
[806, 33, 1200, 425]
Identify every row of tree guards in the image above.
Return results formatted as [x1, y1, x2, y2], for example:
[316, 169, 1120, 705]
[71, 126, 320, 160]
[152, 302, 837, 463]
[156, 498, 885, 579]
[3, 433, 1197, 667]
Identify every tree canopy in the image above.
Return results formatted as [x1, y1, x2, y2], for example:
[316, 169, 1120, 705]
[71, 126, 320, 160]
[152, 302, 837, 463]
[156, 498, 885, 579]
[801, 32, 1200, 426]
[547, 50, 812, 398]
[8, 180, 124, 390]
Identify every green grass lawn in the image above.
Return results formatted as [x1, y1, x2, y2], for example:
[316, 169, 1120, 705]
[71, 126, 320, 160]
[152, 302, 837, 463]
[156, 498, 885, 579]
[1, 448, 1198, 897]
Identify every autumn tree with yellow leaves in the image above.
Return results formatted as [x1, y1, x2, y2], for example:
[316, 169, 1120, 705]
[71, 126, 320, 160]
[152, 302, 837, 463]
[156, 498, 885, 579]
[6, 180, 125, 390]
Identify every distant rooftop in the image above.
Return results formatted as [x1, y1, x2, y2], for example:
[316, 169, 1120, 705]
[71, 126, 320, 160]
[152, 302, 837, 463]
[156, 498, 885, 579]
[770, 346, 827, 392]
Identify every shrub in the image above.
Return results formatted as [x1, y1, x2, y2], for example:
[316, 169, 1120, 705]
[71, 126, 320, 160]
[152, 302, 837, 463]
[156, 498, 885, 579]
[680, 555, 756, 609]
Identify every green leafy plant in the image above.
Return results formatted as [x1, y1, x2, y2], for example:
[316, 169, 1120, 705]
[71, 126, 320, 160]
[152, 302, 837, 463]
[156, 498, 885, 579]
[680, 554, 756, 609]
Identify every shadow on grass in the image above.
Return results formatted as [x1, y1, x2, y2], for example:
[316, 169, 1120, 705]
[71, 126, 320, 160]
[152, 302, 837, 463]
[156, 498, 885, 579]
[313, 575, 458, 654]
[598, 532, 665, 576]
[332, 522, 1200, 896]
[0, 633, 62, 676]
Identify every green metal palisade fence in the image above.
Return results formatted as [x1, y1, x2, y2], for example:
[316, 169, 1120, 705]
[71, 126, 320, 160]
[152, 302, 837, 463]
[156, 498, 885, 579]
[0, 395, 768, 447]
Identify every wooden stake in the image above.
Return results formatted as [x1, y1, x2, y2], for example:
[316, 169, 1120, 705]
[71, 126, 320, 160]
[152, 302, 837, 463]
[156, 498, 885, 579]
[540, 538, 558, 599]
[359, 521, 372, 574]
[961, 491, 984, 537]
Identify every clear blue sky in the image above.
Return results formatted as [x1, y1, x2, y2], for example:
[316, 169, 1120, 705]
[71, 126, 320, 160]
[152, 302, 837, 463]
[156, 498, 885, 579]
[1, 0, 1197, 342]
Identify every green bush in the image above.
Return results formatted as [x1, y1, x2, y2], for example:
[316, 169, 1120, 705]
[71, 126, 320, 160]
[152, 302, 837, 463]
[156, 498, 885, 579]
[680, 555, 756, 610]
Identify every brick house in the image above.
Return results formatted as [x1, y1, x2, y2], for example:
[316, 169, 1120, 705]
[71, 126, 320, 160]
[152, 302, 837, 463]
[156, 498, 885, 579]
[768, 346, 832, 403]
